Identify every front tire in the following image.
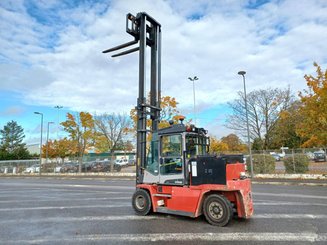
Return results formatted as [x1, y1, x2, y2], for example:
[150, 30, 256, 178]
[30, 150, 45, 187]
[132, 189, 152, 215]
[203, 194, 233, 226]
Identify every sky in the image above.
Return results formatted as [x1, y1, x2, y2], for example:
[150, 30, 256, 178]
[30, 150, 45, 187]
[1, 0, 327, 146]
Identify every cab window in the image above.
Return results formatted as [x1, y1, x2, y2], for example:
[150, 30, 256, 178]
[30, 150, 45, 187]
[160, 135, 182, 175]
[145, 140, 159, 175]
[161, 135, 182, 157]
[186, 134, 209, 158]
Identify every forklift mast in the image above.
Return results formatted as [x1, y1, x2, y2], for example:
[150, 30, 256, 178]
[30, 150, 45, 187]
[103, 13, 162, 184]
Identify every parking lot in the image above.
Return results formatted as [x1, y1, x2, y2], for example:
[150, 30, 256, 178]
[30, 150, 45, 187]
[0, 178, 326, 244]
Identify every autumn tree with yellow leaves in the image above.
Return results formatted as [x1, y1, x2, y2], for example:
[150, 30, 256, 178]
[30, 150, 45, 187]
[130, 95, 187, 133]
[221, 134, 247, 152]
[209, 136, 228, 154]
[209, 134, 247, 154]
[42, 138, 77, 163]
[296, 63, 327, 147]
[61, 112, 94, 172]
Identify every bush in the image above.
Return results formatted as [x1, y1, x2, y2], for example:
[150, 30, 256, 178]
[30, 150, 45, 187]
[246, 154, 275, 174]
[283, 154, 309, 174]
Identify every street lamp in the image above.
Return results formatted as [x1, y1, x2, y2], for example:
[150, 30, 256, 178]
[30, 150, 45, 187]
[54, 105, 63, 139]
[34, 112, 43, 175]
[238, 71, 254, 178]
[46, 122, 54, 163]
[188, 76, 199, 125]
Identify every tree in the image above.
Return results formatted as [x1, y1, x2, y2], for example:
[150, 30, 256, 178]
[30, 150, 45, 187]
[0, 121, 29, 159]
[252, 138, 264, 151]
[61, 112, 94, 172]
[41, 140, 56, 159]
[226, 87, 294, 149]
[269, 101, 305, 149]
[209, 136, 228, 154]
[41, 138, 77, 163]
[221, 134, 247, 152]
[130, 95, 186, 132]
[94, 113, 131, 171]
[296, 63, 327, 147]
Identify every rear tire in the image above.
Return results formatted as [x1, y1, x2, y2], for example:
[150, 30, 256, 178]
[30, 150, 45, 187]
[203, 194, 233, 226]
[132, 189, 152, 216]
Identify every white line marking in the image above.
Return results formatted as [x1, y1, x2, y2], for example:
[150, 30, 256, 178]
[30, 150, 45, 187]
[2, 233, 327, 243]
[0, 182, 135, 190]
[254, 192, 327, 199]
[0, 197, 130, 204]
[254, 214, 327, 219]
[0, 188, 131, 194]
[1, 215, 165, 224]
[0, 203, 131, 212]
[1, 213, 326, 225]
[254, 202, 327, 207]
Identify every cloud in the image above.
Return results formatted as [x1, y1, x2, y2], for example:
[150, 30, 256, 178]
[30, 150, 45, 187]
[1, 0, 327, 120]
[0, 106, 25, 116]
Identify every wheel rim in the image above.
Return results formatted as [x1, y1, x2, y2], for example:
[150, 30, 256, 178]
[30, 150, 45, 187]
[208, 201, 223, 220]
[135, 195, 146, 210]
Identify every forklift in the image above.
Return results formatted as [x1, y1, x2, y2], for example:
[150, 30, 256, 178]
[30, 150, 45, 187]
[103, 12, 253, 226]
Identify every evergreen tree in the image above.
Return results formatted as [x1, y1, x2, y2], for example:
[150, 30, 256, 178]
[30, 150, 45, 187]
[0, 120, 29, 159]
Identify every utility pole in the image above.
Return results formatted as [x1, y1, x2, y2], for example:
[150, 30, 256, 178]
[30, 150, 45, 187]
[54, 105, 63, 139]
[34, 112, 43, 175]
[46, 122, 54, 163]
[238, 71, 254, 178]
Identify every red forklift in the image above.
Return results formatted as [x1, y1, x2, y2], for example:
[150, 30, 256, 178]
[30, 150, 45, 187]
[103, 12, 253, 226]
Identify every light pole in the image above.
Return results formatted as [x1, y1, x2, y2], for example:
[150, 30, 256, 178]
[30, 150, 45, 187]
[54, 105, 63, 139]
[34, 112, 43, 175]
[188, 76, 199, 125]
[46, 122, 54, 163]
[238, 71, 254, 178]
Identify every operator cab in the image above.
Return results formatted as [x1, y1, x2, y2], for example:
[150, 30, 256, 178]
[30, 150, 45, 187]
[143, 120, 209, 185]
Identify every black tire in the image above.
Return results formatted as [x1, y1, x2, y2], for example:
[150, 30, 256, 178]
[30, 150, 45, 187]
[203, 194, 233, 226]
[115, 165, 122, 172]
[132, 189, 152, 216]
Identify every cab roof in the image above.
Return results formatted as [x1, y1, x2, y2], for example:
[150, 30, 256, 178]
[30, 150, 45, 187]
[157, 123, 207, 135]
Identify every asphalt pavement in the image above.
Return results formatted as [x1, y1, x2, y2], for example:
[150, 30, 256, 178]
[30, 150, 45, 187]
[0, 178, 326, 244]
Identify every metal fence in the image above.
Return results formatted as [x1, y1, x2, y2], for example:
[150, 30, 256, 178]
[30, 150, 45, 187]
[0, 153, 136, 174]
[1, 148, 326, 175]
[0, 159, 39, 174]
[245, 147, 327, 174]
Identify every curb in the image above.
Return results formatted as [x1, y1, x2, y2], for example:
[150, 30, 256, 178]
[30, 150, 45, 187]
[254, 173, 327, 180]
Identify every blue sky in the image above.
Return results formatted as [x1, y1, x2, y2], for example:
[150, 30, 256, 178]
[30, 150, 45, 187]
[1, 0, 327, 145]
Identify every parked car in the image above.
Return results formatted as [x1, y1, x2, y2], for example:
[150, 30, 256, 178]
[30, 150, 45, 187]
[81, 162, 93, 172]
[1, 166, 14, 173]
[91, 161, 121, 172]
[24, 165, 40, 173]
[306, 152, 315, 160]
[60, 162, 79, 173]
[115, 158, 129, 166]
[313, 151, 326, 162]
